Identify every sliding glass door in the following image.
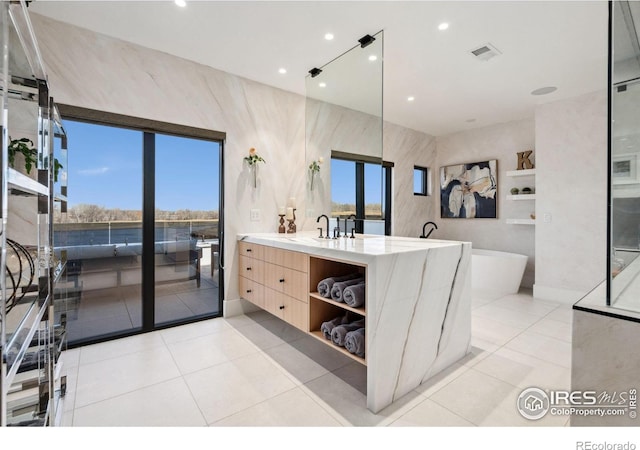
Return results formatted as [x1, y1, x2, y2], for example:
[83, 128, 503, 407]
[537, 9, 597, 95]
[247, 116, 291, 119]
[54, 117, 223, 346]
[154, 134, 221, 325]
[54, 121, 143, 343]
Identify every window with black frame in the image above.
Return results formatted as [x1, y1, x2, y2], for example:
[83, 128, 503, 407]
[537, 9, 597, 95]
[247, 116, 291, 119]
[330, 154, 391, 235]
[53, 110, 224, 346]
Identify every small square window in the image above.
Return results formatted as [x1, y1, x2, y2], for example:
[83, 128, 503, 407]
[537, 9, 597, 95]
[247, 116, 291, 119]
[414, 166, 430, 196]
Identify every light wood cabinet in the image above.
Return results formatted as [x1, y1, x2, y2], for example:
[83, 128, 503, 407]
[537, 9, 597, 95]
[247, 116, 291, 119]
[264, 264, 307, 301]
[239, 255, 264, 284]
[239, 276, 264, 309]
[237, 240, 367, 363]
[238, 242, 309, 332]
[264, 287, 308, 331]
[263, 246, 308, 272]
[238, 241, 265, 260]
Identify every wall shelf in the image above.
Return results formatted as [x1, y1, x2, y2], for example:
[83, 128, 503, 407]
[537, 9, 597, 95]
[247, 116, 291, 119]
[506, 194, 536, 200]
[309, 330, 366, 365]
[309, 292, 366, 316]
[506, 218, 535, 225]
[7, 168, 48, 197]
[506, 168, 536, 177]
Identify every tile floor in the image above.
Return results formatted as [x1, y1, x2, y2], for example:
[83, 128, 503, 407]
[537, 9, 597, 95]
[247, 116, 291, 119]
[58, 288, 574, 427]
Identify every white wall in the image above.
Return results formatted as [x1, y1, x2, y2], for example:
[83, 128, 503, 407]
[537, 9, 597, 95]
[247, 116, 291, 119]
[435, 119, 536, 288]
[384, 122, 437, 238]
[534, 90, 608, 302]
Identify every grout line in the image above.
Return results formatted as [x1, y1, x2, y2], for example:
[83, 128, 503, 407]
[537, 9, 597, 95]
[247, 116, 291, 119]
[72, 373, 185, 416]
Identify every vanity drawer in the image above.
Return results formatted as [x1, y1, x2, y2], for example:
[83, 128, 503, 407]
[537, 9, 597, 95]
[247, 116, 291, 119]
[264, 263, 307, 301]
[239, 255, 264, 284]
[239, 276, 264, 309]
[263, 247, 308, 272]
[264, 287, 308, 332]
[238, 241, 265, 260]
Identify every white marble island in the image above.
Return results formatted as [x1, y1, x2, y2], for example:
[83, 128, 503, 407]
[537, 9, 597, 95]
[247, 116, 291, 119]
[236, 232, 472, 413]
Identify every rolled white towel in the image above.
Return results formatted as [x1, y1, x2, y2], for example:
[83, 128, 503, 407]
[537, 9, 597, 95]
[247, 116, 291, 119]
[330, 277, 364, 302]
[344, 328, 365, 358]
[343, 282, 366, 308]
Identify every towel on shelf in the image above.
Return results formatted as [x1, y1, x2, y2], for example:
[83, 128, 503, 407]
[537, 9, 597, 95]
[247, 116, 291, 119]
[317, 273, 360, 298]
[343, 282, 366, 308]
[320, 313, 350, 340]
[344, 328, 365, 358]
[331, 318, 365, 347]
[330, 277, 364, 302]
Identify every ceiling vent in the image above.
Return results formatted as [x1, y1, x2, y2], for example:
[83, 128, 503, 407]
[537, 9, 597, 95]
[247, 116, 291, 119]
[470, 43, 501, 61]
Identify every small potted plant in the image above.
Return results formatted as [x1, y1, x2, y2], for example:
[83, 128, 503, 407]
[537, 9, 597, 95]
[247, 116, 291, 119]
[8, 137, 63, 182]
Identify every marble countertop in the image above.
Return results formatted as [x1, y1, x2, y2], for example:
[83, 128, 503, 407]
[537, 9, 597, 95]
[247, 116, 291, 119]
[238, 231, 469, 263]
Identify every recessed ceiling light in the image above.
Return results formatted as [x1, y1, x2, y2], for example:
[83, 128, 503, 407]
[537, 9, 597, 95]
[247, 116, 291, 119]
[531, 86, 557, 96]
[407, 96, 415, 102]
[319, 82, 327, 88]
[175, 0, 186, 7]
[369, 55, 378, 61]
[278, 68, 287, 74]
[438, 22, 449, 31]
[466, 119, 476, 123]
[324, 33, 334, 41]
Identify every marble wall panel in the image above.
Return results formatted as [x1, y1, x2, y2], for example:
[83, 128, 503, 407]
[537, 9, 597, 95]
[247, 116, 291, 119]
[535, 90, 607, 300]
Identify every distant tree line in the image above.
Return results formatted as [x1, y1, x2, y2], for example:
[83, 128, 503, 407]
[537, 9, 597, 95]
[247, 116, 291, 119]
[331, 202, 382, 218]
[55, 204, 219, 223]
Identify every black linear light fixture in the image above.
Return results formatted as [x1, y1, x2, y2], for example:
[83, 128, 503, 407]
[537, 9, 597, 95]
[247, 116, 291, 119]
[358, 34, 376, 48]
[309, 67, 323, 78]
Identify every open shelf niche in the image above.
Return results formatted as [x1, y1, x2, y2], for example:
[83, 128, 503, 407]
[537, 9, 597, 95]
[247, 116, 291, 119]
[308, 256, 367, 365]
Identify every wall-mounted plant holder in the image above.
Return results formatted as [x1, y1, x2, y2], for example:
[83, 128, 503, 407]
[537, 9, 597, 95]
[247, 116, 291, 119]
[244, 147, 265, 188]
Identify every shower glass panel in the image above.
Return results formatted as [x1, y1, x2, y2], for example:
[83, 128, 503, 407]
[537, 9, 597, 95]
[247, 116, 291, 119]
[609, 0, 640, 313]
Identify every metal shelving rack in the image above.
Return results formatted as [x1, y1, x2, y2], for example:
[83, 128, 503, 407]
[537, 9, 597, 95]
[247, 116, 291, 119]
[1, 1, 67, 427]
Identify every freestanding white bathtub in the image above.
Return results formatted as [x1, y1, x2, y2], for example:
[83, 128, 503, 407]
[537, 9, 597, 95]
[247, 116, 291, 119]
[472, 249, 528, 295]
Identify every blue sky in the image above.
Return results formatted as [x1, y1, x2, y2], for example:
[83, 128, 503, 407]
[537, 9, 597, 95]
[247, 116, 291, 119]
[331, 158, 382, 205]
[63, 120, 220, 211]
[64, 119, 382, 211]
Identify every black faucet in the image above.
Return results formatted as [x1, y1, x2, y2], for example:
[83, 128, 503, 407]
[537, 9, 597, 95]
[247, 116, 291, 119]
[420, 221, 438, 239]
[345, 214, 356, 237]
[317, 215, 330, 239]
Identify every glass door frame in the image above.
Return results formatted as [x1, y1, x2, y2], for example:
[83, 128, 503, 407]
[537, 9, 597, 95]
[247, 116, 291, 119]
[59, 105, 225, 346]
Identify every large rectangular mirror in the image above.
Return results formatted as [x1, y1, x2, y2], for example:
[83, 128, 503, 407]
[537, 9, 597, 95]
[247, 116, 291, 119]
[305, 31, 384, 236]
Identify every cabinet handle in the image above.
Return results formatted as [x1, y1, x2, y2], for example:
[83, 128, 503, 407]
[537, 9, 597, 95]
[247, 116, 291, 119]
[246, 267, 252, 271]
[246, 249, 252, 252]
[246, 289, 252, 293]
[279, 278, 285, 283]
[279, 305, 285, 310]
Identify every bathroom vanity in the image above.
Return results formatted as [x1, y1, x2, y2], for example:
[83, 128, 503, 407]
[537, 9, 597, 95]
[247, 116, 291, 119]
[237, 232, 471, 413]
